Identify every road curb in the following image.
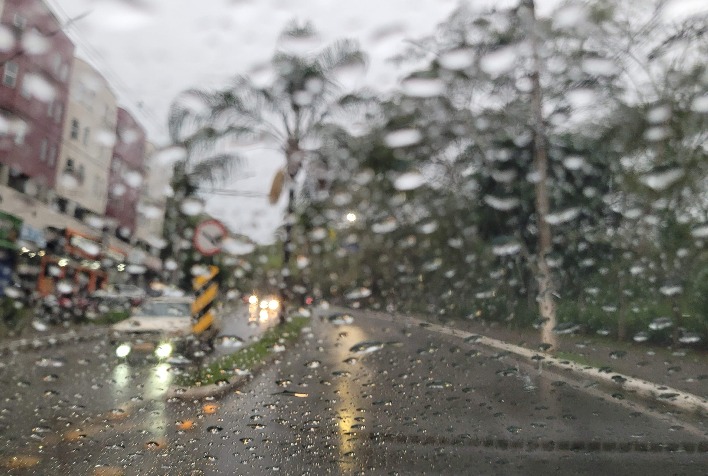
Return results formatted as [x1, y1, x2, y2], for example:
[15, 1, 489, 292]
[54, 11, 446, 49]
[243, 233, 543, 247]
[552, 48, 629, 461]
[356, 309, 708, 416]
[0, 328, 105, 355]
[164, 372, 252, 400]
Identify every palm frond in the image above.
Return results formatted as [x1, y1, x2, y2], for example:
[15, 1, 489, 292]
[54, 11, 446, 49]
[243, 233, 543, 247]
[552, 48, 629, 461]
[188, 153, 243, 185]
[316, 39, 368, 74]
[278, 19, 318, 42]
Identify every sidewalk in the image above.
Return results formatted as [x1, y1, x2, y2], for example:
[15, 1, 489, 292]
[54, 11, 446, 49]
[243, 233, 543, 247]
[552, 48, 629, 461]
[452, 317, 708, 400]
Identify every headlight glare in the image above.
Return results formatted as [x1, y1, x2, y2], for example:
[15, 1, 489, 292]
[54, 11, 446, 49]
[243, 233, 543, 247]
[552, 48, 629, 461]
[155, 343, 173, 359]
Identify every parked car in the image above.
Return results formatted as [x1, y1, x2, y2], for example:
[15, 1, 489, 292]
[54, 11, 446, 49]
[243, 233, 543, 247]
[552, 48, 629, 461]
[111, 296, 220, 361]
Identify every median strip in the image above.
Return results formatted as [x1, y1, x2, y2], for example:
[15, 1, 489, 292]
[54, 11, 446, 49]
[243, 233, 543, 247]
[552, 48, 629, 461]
[166, 315, 310, 400]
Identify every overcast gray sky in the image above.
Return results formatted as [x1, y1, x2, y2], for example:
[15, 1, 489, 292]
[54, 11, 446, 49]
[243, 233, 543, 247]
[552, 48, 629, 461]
[47, 0, 468, 244]
[46, 0, 704, 245]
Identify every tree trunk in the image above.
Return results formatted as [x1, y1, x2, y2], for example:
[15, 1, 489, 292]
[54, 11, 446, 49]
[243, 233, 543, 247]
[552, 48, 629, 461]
[617, 272, 626, 341]
[526, 0, 557, 347]
[278, 183, 296, 325]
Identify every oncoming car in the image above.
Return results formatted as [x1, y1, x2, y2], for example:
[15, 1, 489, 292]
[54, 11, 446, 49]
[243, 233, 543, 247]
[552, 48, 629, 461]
[246, 293, 281, 322]
[111, 296, 219, 361]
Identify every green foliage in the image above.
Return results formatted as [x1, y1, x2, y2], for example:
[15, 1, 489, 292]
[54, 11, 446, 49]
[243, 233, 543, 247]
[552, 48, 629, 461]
[177, 316, 309, 387]
[93, 310, 130, 325]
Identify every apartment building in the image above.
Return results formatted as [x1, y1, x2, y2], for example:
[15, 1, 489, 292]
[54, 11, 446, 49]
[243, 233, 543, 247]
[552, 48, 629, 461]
[0, 0, 74, 196]
[54, 57, 117, 219]
[105, 107, 147, 241]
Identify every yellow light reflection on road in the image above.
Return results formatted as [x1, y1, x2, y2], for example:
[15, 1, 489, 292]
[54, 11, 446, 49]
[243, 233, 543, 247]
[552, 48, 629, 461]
[334, 325, 368, 470]
[112, 363, 131, 391]
[3, 455, 41, 469]
[259, 309, 269, 321]
[146, 363, 172, 399]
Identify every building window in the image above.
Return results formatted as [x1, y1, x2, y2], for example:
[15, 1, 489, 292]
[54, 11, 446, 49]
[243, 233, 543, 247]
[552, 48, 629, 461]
[3, 62, 18, 88]
[66, 158, 74, 172]
[78, 164, 85, 183]
[47, 101, 54, 117]
[70, 119, 79, 139]
[39, 139, 48, 162]
[13, 14, 26, 30]
[54, 103, 63, 123]
[13, 123, 26, 145]
[20, 77, 31, 98]
[52, 54, 61, 75]
[48, 145, 56, 166]
[82, 127, 90, 145]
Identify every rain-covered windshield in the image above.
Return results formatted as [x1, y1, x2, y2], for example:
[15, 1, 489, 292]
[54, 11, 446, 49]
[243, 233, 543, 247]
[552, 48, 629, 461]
[0, 0, 707, 474]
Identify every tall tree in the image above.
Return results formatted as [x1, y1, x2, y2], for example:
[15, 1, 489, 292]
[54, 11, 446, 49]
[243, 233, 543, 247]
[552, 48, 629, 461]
[167, 21, 367, 323]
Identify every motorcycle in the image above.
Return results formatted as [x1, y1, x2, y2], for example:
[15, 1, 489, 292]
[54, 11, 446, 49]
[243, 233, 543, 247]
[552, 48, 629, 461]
[37, 292, 84, 325]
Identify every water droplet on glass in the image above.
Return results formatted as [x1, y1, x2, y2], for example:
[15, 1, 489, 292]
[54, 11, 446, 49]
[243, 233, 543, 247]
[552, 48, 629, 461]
[690, 95, 708, 113]
[327, 313, 354, 325]
[384, 128, 422, 148]
[479, 46, 517, 77]
[22, 73, 55, 102]
[401, 77, 445, 98]
[393, 171, 426, 191]
[641, 168, 683, 191]
[648, 317, 673, 331]
[483, 195, 520, 211]
[553, 323, 580, 335]
[545, 208, 580, 225]
[678, 333, 701, 344]
[581, 57, 617, 77]
[633, 332, 649, 343]
[349, 341, 384, 355]
[180, 197, 204, 216]
[439, 47, 474, 70]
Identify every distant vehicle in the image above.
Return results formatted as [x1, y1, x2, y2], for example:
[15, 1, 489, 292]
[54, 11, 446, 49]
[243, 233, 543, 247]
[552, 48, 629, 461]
[111, 296, 220, 361]
[245, 293, 281, 322]
[93, 284, 146, 308]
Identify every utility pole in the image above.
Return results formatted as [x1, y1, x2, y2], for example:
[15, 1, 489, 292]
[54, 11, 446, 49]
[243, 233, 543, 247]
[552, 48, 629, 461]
[525, 0, 557, 346]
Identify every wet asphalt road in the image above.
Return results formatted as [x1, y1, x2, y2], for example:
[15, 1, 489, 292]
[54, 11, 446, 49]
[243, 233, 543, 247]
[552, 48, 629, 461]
[1, 308, 708, 475]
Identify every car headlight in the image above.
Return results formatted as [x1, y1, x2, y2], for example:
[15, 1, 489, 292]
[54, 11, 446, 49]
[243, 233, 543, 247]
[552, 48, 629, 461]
[116, 344, 131, 358]
[248, 295, 258, 305]
[155, 343, 173, 359]
[268, 299, 280, 310]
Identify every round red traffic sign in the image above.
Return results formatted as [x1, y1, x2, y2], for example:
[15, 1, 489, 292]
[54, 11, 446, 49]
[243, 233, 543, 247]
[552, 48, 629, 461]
[193, 219, 227, 256]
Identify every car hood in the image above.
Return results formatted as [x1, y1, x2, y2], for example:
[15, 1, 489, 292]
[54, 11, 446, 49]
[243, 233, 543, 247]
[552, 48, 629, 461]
[112, 316, 192, 335]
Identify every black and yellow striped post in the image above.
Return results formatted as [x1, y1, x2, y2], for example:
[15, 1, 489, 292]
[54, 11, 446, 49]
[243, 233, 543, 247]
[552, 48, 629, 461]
[192, 265, 219, 336]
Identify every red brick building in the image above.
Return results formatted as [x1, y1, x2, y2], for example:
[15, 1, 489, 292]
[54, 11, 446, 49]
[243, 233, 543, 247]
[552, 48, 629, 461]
[0, 0, 74, 194]
[105, 107, 147, 241]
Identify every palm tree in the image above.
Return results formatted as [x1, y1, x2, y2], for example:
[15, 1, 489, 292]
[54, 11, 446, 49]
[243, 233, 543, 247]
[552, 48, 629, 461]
[167, 21, 368, 323]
